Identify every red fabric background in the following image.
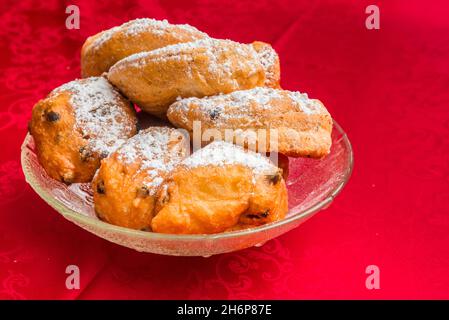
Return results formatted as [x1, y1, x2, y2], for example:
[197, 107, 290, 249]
[0, 0, 448, 299]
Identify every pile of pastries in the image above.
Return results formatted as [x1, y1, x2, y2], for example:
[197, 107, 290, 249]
[29, 18, 333, 234]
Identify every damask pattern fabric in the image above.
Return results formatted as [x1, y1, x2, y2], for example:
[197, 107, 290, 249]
[0, 0, 448, 299]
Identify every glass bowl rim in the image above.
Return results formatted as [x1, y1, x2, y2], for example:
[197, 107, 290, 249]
[21, 120, 354, 241]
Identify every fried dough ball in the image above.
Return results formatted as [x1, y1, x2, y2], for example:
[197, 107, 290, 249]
[167, 87, 332, 158]
[107, 39, 280, 118]
[151, 141, 288, 234]
[29, 77, 137, 183]
[81, 18, 208, 77]
[92, 127, 188, 230]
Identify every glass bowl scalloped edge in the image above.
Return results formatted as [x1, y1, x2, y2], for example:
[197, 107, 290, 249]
[21, 120, 353, 256]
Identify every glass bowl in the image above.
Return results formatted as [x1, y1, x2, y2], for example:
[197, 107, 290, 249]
[21, 121, 353, 256]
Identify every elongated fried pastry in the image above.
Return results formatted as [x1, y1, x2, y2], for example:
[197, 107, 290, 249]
[107, 39, 280, 117]
[29, 77, 137, 183]
[167, 87, 332, 158]
[151, 141, 288, 234]
[81, 18, 208, 77]
[92, 127, 188, 230]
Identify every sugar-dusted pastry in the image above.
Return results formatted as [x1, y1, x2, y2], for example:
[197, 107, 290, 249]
[107, 38, 280, 117]
[151, 141, 288, 234]
[167, 87, 332, 158]
[29, 77, 137, 183]
[251, 41, 281, 88]
[81, 18, 208, 77]
[92, 127, 188, 230]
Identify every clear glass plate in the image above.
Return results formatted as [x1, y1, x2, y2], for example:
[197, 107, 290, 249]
[20, 121, 353, 256]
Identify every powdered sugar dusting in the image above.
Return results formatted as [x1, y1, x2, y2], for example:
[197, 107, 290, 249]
[53, 77, 135, 155]
[112, 38, 262, 80]
[183, 141, 276, 179]
[254, 44, 278, 85]
[117, 127, 187, 192]
[90, 27, 119, 50]
[90, 18, 207, 51]
[172, 87, 282, 109]
[169, 87, 324, 122]
[122, 18, 206, 37]
[287, 91, 324, 115]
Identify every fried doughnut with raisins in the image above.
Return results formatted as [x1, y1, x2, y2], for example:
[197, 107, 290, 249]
[29, 77, 137, 183]
[167, 87, 332, 158]
[151, 141, 288, 234]
[92, 127, 188, 230]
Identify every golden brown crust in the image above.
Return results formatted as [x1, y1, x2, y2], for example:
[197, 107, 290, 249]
[167, 87, 332, 158]
[81, 18, 208, 77]
[107, 39, 267, 118]
[30, 93, 99, 183]
[29, 77, 137, 183]
[92, 127, 188, 230]
[151, 141, 288, 234]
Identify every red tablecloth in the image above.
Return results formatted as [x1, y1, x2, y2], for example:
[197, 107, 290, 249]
[1, 0, 448, 299]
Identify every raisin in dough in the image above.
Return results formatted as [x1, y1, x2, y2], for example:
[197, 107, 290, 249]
[92, 127, 188, 230]
[167, 87, 332, 158]
[29, 77, 137, 183]
[151, 141, 288, 234]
